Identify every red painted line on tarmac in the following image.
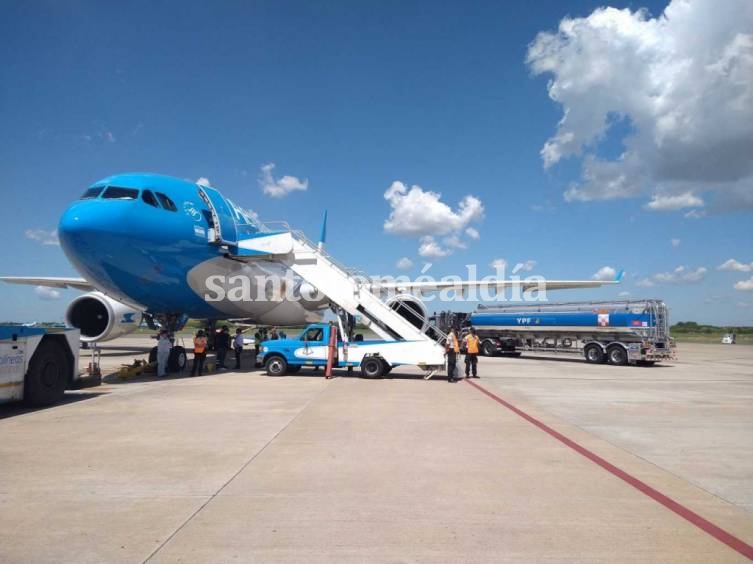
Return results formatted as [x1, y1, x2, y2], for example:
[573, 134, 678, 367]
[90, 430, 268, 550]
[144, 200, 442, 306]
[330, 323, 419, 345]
[466, 379, 753, 561]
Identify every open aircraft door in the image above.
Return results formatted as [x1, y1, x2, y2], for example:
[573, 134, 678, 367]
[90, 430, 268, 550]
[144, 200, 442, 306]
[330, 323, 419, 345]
[197, 185, 238, 245]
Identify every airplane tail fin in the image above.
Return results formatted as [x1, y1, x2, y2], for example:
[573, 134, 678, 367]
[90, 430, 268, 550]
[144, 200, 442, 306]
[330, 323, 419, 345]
[318, 210, 328, 251]
[615, 268, 625, 282]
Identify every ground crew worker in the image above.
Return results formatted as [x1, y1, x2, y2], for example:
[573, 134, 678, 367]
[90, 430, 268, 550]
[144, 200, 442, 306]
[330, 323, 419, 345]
[463, 327, 480, 378]
[216, 326, 231, 369]
[191, 330, 208, 376]
[445, 328, 460, 383]
[156, 330, 171, 378]
[233, 328, 244, 369]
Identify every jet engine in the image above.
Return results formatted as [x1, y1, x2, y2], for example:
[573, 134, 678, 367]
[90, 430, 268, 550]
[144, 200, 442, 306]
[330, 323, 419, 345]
[385, 293, 429, 332]
[66, 291, 143, 342]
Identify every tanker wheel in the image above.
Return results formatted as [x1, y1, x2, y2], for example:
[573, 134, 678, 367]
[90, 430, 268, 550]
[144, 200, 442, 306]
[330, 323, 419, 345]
[481, 340, 496, 357]
[607, 345, 628, 366]
[584, 344, 605, 364]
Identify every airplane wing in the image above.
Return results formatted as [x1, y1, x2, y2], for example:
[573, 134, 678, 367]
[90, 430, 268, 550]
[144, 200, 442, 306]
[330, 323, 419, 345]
[0, 276, 94, 291]
[369, 268, 624, 293]
[368, 279, 619, 293]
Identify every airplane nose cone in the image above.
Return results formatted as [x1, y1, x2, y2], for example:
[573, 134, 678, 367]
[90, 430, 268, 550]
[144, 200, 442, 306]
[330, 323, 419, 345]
[58, 200, 128, 260]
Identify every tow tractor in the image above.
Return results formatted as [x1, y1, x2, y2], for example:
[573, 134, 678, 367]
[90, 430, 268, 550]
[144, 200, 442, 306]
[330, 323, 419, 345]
[0, 325, 94, 406]
[259, 320, 444, 378]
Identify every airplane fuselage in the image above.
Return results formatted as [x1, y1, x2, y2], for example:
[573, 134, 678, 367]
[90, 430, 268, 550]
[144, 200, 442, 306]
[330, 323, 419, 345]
[58, 173, 325, 325]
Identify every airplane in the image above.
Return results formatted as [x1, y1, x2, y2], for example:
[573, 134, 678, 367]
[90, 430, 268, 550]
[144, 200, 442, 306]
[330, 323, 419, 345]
[2, 173, 619, 362]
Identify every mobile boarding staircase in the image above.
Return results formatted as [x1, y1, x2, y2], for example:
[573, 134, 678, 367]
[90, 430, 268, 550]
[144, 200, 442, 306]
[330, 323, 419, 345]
[197, 185, 447, 372]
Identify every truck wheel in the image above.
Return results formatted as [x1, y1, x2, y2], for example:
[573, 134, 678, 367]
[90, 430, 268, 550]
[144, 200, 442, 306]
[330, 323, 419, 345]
[24, 339, 69, 406]
[168, 346, 187, 372]
[265, 356, 288, 376]
[360, 356, 384, 379]
[584, 344, 605, 364]
[607, 345, 628, 366]
[481, 340, 496, 357]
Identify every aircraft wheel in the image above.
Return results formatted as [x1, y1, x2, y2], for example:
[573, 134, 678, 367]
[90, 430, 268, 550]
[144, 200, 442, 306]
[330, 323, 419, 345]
[168, 346, 187, 372]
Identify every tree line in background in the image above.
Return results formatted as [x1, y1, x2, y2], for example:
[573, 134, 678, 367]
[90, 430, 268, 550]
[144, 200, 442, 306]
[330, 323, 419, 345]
[671, 322, 753, 335]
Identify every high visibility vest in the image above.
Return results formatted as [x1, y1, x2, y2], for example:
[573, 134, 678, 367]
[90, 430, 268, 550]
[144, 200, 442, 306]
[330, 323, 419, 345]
[464, 334, 480, 354]
[447, 333, 459, 353]
[194, 336, 207, 353]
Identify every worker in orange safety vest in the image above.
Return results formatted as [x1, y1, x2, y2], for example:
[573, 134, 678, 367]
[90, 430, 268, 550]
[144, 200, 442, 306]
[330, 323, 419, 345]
[445, 328, 460, 383]
[463, 327, 480, 378]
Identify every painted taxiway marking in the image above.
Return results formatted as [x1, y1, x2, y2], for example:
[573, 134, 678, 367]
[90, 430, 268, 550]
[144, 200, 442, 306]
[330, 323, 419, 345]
[466, 379, 753, 561]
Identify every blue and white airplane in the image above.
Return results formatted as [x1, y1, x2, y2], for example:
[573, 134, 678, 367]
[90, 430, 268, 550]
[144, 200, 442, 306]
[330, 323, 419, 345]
[2, 173, 618, 344]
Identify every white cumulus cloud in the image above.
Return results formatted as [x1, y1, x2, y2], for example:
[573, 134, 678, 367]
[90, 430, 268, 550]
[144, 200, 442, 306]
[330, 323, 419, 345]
[735, 277, 753, 291]
[515, 260, 537, 273]
[527, 0, 753, 211]
[384, 181, 484, 258]
[418, 236, 451, 259]
[671, 238, 681, 248]
[396, 257, 414, 270]
[718, 259, 753, 272]
[34, 286, 61, 301]
[592, 266, 616, 281]
[384, 181, 484, 236]
[490, 258, 508, 271]
[258, 163, 308, 198]
[196, 177, 211, 186]
[25, 229, 59, 246]
[465, 227, 480, 240]
[645, 193, 705, 212]
[637, 265, 708, 287]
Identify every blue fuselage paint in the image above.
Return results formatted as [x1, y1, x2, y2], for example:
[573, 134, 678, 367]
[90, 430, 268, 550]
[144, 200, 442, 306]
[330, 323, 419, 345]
[57, 173, 323, 323]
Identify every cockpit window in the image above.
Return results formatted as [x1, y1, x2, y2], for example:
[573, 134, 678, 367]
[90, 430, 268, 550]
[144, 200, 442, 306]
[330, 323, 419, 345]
[81, 187, 104, 200]
[141, 190, 159, 207]
[102, 186, 139, 200]
[155, 192, 177, 212]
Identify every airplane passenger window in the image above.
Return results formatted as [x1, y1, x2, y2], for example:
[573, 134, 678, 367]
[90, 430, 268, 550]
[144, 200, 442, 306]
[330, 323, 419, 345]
[80, 187, 104, 199]
[141, 190, 159, 207]
[155, 192, 177, 211]
[102, 187, 139, 200]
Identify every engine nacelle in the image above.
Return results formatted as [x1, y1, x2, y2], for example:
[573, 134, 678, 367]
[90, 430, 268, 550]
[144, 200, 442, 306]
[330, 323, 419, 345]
[385, 293, 429, 332]
[66, 292, 142, 342]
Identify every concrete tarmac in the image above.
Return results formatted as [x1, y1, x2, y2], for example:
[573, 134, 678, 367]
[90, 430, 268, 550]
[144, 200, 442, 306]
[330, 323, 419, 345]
[1, 339, 752, 563]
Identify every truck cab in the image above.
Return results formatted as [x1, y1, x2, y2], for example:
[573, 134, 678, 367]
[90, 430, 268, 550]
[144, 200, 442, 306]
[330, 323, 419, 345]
[0, 325, 88, 406]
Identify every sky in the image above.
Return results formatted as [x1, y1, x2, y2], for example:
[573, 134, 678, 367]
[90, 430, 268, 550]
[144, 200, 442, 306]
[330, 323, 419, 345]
[1, 0, 752, 325]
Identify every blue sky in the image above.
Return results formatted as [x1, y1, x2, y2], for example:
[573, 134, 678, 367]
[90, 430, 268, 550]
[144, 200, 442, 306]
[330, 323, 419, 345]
[1, 0, 752, 325]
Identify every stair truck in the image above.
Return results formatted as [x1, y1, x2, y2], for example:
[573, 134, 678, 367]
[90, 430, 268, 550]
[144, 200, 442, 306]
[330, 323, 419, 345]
[226, 223, 448, 377]
[432, 299, 676, 366]
[0, 325, 91, 406]
[258, 321, 444, 378]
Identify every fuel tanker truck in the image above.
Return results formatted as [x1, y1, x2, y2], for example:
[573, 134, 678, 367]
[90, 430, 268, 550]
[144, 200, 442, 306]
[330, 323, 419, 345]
[431, 299, 676, 366]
